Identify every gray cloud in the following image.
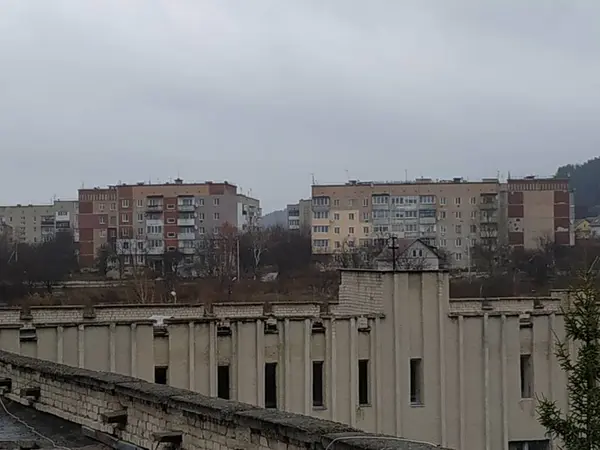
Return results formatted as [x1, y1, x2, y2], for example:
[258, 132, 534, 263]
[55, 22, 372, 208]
[1, 0, 599, 211]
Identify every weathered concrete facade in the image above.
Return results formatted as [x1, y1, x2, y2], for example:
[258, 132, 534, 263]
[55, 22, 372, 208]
[0, 350, 441, 450]
[0, 271, 566, 450]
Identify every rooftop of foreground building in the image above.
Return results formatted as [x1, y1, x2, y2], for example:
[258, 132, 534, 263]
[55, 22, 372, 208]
[0, 350, 449, 450]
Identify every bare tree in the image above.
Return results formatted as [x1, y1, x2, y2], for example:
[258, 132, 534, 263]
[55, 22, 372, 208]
[243, 226, 269, 279]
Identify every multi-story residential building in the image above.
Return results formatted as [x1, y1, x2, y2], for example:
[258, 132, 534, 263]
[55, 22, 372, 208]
[78, 179, 260, 268]
[287, 199, 311, 232]
[311, 178, 502, 268]
[0, 200, 78, 245]
[506, 177, 574, 249]
[311, 176, 574, 268]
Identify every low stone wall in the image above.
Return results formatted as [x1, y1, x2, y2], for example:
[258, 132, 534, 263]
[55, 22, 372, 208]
[0, 350, 445, 450]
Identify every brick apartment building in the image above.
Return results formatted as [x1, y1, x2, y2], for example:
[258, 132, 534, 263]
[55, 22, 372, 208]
[311, 176, 574, 269]
[77, 179, 260, 268]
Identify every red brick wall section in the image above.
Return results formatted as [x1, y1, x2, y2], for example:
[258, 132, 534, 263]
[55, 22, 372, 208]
[509, 232, 524, 246]
[508, 191, 523, 204]
[508, 204, 524, 218]
[79, 201, 93, 214]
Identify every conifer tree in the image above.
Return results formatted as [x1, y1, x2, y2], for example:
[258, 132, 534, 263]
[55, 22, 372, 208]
[537, 271, 600, 449]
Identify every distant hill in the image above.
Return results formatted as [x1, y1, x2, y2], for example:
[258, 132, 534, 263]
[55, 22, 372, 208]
[556, 157, 600, 218]
[261, 209, 287, 228]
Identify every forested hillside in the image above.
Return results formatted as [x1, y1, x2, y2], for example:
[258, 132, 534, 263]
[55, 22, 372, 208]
[556, 157, 600, 218]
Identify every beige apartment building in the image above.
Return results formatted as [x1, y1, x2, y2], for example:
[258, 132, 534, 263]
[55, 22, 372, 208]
[0, 200, 79, 244]
[0, 266, 567, 450]
[311, 178, 503, 268]
[287, 199, 312, 232]
[311, 177, 573, 269]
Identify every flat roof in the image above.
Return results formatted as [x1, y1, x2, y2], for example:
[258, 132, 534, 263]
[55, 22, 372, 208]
[0, 399, 108, 449]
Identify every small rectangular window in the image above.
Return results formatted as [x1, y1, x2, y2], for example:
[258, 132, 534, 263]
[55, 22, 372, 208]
[154, 366, 168, 385]
[520, 354, 533, 398]
[312, 361, 324, 407]
[358, 359, 370, 405]
[217, 365, 230, 400]
[410, 358, 423, 405]
[265, 362, 277, 408]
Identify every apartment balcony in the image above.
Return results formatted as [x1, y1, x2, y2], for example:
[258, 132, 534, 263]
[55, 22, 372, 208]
[146, 246, 165, 255]
[41, 218, 55, 226]
[178, 233, 196, 240]
[146, 203, 163, 212]
[480, 214, 498, 224]
[178, 246, 196, 255]
[177, 204, 196, 212]
[146, 232, 163, 239]
[480, 202, 498, 210]
[177, 218, 195, 226]
[419, 217, 436, 225]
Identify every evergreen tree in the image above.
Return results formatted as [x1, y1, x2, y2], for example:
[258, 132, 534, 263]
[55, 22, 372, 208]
[537, 271, 600, 449]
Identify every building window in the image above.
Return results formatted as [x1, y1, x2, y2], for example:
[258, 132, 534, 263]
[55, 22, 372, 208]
[198, 227, 205, 234]
[121, 199, 129, 208]
[470, 196, 477, 205]
[312, 361, 324, 407]
[217, 365, 230, 399]
[137, 199, 143, 207]
[137, 213, 144, 222]
[167, 232, 176, 238]
[454, 197, 461, 206]
[349, 227, 355, 234]
[198, 213, 205, 220]
[213, 198, 220, 206]
[509, 441, 549, 450]
[439, 197, 446, 205]
[358, 359, 370, 405]
[455, 252, 462, 261]
[455, 211, 462, 219]
[167, 204, 175, 210]
[470, 224, 477, 233]
[520, 354, 533, 398]
[99, 203, 105, 212]
[214, 212, 220, 220]
[471, 211, 478, 219]
[334, 213, 340, 220]
[363, 198, 369, 207]
[333, 199, 340, 207]
[313, 226, 329, 233]
[154, 366, 168, 385]
[439, 211, 446, 219]
[265, 362, 277, 408]
[167, 218, 176, 224]
[110, 203, 116, 211]
[455, 238, 462, 247]
[439, 239, 447, 247]
[334, 227, 340, 234]
[99, 230, 106, 238]
[349, 213, 355, 220]
[348, 199, 354, 207]
[314, 211, 329, 219]
[410, 358, 423, 405]
[363, 226, 369, 234]
[455, 224, 462, 234]
[99, 216, 105, 224]
[121, 213, 129, 223]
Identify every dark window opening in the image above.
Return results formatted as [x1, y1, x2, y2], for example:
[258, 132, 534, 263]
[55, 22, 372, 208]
[217, 365, 230, 400]
[265, 362, 277, 408]
[509, 440, 550, 450]
[410, 358, 423, 405]
[154, 366, 168, 385]
[358, 359, 370, 405]
[312, 361, 324, 407]
[520, 354, 533, 398]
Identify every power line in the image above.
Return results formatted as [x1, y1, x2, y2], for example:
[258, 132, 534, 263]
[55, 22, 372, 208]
[0, 394, 70, 450]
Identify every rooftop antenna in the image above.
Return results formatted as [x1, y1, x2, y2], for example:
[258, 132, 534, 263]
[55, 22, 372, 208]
[311, 173, 316, 185]
[345, 169, 350, 181]
[405, 169, 408, 182]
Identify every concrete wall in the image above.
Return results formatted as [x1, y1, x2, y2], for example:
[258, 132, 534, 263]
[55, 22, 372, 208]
[0, 271, 566, 450]
[0, 351, 441, 450]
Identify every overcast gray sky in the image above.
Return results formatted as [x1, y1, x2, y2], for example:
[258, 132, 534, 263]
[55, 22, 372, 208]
[1, 1, 599, 212]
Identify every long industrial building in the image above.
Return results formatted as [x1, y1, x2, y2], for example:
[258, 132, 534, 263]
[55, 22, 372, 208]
[0, 265, 566, 450]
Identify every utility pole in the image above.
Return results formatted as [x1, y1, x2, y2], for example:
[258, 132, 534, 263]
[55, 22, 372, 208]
[236, 236, 240, 282]
[388, 235, 399, 271]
